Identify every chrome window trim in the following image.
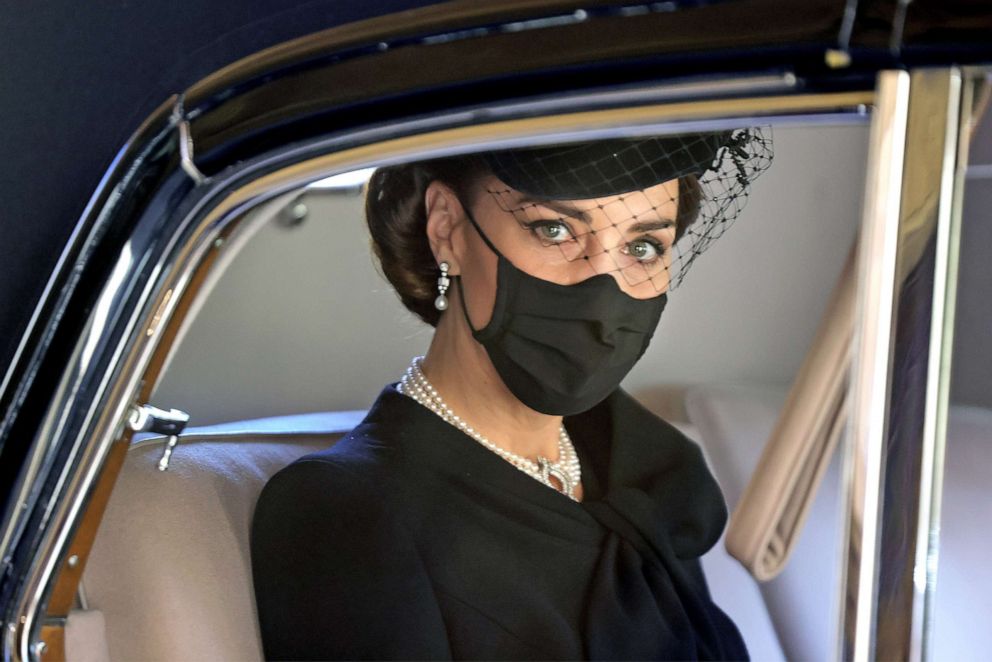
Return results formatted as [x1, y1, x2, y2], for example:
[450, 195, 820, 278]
[839, 67, 986, 662]
[5, 80, 886, 661]
[0, 97, 181, 590]
[840, 68, 912, 662]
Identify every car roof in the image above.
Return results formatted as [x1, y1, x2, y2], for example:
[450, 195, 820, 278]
[0, 0, 444, 373]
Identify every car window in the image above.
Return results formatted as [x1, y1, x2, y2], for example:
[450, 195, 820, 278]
[153, 123, 869, 427]
[148, 120, 869, 662]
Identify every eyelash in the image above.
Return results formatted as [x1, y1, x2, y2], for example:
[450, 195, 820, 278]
[522, 219, 668, 264]
[522, 219, 576, 244]
[623, 237, 667, 264]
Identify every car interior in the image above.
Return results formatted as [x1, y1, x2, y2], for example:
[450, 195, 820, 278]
[23, 87, 991, 661]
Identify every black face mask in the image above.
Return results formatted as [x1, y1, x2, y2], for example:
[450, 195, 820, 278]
[456, 212, 668, 416]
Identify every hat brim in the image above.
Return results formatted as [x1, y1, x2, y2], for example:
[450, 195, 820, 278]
[483, 132, 730, 200]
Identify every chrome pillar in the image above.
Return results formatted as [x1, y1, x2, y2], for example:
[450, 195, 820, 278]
[839, 68, 982, 661]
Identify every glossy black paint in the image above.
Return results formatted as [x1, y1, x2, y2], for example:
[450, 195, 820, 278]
[185, 0, 852, 173]
[0, 1, 442, 609]
[0, 0, 444, 429]
[182, 0, 992, 176]
[0, 0, 990, 648]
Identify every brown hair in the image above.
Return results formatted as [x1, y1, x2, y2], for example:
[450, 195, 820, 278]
[365, 158, 703, 327]
[676, 174, 702, 241]
[365, 156, 488, 327]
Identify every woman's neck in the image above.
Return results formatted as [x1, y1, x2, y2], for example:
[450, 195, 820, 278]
[420, 303, 563, 463]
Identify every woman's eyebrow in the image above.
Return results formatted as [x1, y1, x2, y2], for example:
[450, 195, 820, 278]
[517, 196, 592, 223]
[516, 196, 675, 232]
[627, 219, 675, 233]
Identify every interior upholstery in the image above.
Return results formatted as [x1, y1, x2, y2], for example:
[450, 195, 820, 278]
[81, 411, 364, 662]
[929, 404, 992, 660]
[64, 608, 111, 662]
[686, 384, 842, 661]
[77, 400, 786, 661]
[698, 532, 785, 661]
[686, 383, 992, 662]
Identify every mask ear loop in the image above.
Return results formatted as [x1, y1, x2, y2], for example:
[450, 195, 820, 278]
[462, 207, 503, 256]
[453, 275, 476, 333]
[453, 207, 500, 335]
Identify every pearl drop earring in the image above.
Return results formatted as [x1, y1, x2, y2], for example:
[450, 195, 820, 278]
[434, 261, 450, 311]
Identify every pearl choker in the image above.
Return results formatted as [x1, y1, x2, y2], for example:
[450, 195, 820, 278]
[397, 356, 582, 500]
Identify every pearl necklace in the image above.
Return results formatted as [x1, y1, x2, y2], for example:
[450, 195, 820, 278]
[397, 356, 582, 500]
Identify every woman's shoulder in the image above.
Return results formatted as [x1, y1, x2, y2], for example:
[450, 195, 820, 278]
[255, 424, 395, 518]
[254, 382, 442, 518]
[607, 386, 715, 470]
[250, 438, 412, 579]
[249, 408, 451, 659]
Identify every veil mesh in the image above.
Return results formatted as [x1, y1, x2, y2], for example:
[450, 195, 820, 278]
[476, 127, 774, 294]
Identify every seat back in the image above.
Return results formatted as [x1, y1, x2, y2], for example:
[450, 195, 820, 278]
[685, 384, 843, 661]
[685, 384, 992, 662]
[80, 401, 786, 662]
[80, 411, 365, 662]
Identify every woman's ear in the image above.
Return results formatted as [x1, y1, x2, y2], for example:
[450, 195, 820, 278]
[424, 181, 464, 275]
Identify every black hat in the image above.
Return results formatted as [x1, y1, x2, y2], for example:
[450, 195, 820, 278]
[483, 132, 730, 199]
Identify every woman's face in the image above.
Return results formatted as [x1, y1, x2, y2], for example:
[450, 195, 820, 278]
[452, 174, 679, 329]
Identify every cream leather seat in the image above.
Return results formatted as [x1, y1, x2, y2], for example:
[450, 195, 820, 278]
[78, 411, 365, 662]
[685, 383, 992, 662]
[74, 403, 785, 661]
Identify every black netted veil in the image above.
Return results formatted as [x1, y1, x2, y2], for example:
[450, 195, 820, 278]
[476, 127, 773, 293]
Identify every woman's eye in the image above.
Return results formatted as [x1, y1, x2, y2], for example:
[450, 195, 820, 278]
[532, 221, 573, 243]
[625, 238, 664, 262]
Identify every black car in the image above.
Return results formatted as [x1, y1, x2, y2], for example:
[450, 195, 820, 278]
[2, 1, 991, 660]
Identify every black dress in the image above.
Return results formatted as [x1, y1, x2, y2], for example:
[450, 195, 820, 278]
[250, 384, 749, 660]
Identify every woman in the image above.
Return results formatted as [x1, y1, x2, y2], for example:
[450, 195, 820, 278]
[251, 130, 772, 660]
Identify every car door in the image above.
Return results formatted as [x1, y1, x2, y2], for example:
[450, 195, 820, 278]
[2, 2, 991, 660]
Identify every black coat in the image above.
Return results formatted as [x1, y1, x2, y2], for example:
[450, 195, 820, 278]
[250, 384, 748, 660]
